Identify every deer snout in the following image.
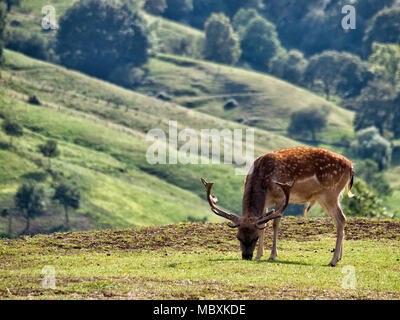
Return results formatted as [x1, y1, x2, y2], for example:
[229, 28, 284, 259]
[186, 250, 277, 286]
[242, 253, 253, 260]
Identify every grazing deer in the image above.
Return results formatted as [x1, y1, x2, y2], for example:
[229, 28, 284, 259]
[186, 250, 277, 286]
[201, 146, 354, 266]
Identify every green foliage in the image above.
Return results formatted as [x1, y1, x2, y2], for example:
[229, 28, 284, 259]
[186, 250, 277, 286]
[350, 127, 392, 170]
[269, 50, 308, 85]
[262, 0, 398, 56]
[353, 81, 400, 138]
[288, 106, 329, 141]
[304, 51, 373, 99]
[1, 118, 23, 146]
[108, 65, 147, 89]
[357, 0, 397, 20]
[144, 0, 167, 15]
[0, 2, 6, 63]
[232, 8, 260, 37]
[204, 13, 241, 65]
[38, 139, 60, 169]
[240, 16, 283, 70]
[56, 0, 151, 79]
[163, 0, 193, 21]
[14, 181, 46, 232]
[1, 0, 20, 12]
[355, 159, 393, 196]
[341, 179, 393, 218]
[53, 181, 81, 226]
[369, 42, 400, 85]
[6, 29, 49, 61]
[363, 7, 400, 57]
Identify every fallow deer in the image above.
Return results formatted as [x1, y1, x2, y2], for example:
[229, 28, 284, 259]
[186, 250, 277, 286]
[201, 146, 354, 267]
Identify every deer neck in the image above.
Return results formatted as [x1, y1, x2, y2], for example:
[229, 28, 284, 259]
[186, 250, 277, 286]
[242, 168, 268, 219]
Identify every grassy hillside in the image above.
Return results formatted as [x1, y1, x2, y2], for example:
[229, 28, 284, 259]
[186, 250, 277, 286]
[1, 0, 398, 230]
[1, 218, 399, 299]
[141, 54, 355, 144]
[0, 50, 305, 233]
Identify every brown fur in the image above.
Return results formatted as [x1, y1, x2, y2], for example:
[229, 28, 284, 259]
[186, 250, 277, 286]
[202, 147, 354, 266]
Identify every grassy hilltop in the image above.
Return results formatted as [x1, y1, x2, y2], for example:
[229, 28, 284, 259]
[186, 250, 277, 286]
[0, 218, 399, 299]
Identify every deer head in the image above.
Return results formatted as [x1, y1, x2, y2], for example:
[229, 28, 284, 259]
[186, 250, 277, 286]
[201, 178, 276, 260]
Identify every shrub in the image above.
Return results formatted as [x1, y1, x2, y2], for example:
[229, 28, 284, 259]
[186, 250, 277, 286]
[1, 118, 23, 146]
[350, 126, 392, 170]
[223, 99, 239, 110]
[204, 13, 241, 65]
[269, 50, 308, 85]
[6, 29, 49, 61]
[163, 0, 193, 21]
[341, 179, 393, 218]
[143, 0, 167, 15]
[28, 95, 41, 105]
[108, 65, 147, 89]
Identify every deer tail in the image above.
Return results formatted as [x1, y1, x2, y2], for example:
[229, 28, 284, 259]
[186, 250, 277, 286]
[346, 165, 355, 198]
[304, 201, 316, 217]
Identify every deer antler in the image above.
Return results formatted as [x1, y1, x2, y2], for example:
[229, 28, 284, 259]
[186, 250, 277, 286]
[201, 178, 240, 227]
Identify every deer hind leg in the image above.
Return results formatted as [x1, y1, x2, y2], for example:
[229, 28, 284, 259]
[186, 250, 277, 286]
[318, 197, 346, 267]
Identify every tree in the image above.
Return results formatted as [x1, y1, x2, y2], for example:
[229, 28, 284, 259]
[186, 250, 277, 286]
[0, 2, 6, 63]
[304, 51, 373, 99]
[1, 208, 13, 235]
[56, 0, 151, 80]
[288, 107, 329, 141]
[1, 118, 23, 147]
[353, 81, 400, 138]
[163, 0, 193, 21]
[53, 182, 81, 227]
[14, 182, 46, 233]
[240, 16, 283, 70]
[357, 0, 397, 20]
[1, 0, 20, 12]
[38, 140, 60, 170]
[368, 42, 400, 85]
[363, 8, 400, 57]
[350, 126, 392, 170]
[204, 13, 241, 65]
[143, 0, 167, 15]
[232, 8, 260, 37]
[269, 49, 308, 85]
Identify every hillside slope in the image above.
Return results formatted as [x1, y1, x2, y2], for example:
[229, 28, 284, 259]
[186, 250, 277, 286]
[141, 54, 354, 144]
[0, 50, 306, 233]
[0, 218, 399, 299]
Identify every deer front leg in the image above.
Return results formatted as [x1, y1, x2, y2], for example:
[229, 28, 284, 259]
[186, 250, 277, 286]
[269, 216, 281, 261]
[255, 226, 265, 260]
